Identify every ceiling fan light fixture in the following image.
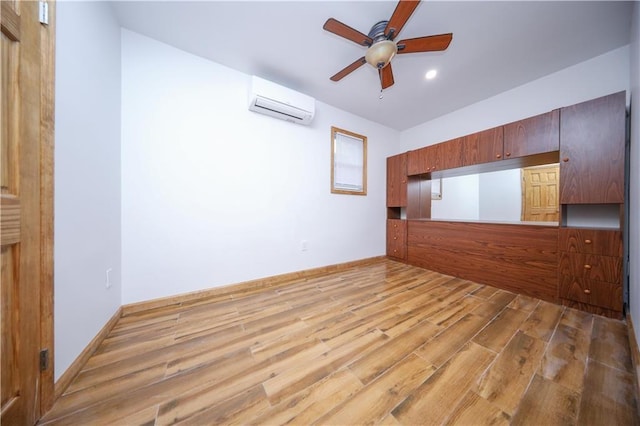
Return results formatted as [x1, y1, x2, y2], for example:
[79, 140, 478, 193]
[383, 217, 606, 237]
[365, 40, 398, 69]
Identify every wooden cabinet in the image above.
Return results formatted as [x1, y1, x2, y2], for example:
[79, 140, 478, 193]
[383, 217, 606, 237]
[406, 138, 463, 175]
[504, 110, 559, 158]
[558, 228, 623, 317]
[387, 153, 407, 207]
[438, 137, 464, 170]
[406, 221, 559, 302]
[558, 228, 623, 256]
[406, 148, 420, 176]
[387, 219, 407, 260]
[396, 92, 626, 318]
[407, 145, 436, 175]
[463, 126, 504, 166]
[559, 91, 625, 204]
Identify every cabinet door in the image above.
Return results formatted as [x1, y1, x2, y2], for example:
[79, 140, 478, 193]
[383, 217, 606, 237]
[407, 147, 427, 175]
[420, 144, 440, 173]
[463, 127, 504, 166]
[439, 137, 464, 170]
[504, 110, 559, 158]
[387, 153, 407, 207]
[407, 145, 438, 175]
[559, 91, 625, 204]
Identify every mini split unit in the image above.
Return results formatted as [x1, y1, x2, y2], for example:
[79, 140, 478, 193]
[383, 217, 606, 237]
[248, 76, 316, 125]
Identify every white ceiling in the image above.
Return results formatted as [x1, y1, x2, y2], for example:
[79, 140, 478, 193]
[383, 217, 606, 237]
[111, 1, 633, 130]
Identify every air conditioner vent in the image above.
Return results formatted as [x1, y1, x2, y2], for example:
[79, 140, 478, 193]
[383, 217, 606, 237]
[248, 76, 315, 125]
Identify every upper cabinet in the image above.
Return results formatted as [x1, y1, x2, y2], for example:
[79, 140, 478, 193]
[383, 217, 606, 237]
[407, 145, 432, 176]
[462, 126, 504, 166]
[407, 137, 463, 175]
[504, 110, 560, 158]
[559, 92, 625, 204]
[439, 137, 464, 170]
[387, 153, 407, 207]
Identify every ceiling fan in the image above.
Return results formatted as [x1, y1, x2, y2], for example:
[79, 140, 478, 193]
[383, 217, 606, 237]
[323, 0, 452, 91]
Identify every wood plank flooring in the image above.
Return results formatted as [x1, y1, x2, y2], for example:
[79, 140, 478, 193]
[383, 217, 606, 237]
[40, 259, 639, 425]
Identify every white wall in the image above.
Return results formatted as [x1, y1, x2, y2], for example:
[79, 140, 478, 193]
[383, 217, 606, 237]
[120, 30, 399, 304]
[431, 169, 521, 223]
[629, 2, 640, 348]
[54, 2, 121, 380]
[479, 169, 521, 222]
[432, 175, 479, 221]
[400, 45, 630, 152]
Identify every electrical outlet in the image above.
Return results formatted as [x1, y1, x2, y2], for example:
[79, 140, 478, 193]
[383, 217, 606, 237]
[300, 240, 308, 251]
[105, 268, 113, 289]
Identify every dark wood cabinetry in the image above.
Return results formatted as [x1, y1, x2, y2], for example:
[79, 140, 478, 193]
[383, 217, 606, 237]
[387, 92, 626, 318]
[559, 91, 625, 204]
[407, 144, 437, 175]
[407, 137, 464, 175]
[438, 137, 464, 170]
[406, 148, 421, 176]
[386, 153, 407, 207]
[407, 221, 559, 302]
[386, 219, 407, 260]
[504, 110, 559, 158]
[462, 126, 504, 166]
[558, 228, 623, 317]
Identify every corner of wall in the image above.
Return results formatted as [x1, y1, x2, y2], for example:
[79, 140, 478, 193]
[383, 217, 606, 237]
[627, 0, 640, 365]
[54, 1, 122, 381]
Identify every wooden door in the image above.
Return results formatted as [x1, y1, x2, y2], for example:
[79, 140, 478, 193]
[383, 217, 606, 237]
[521, 165, 559, 222]
[504, 110, 559, 158]
[386, 153, 407, 207]
[559, 91, 625, 204]
[1, 1, 55, 423]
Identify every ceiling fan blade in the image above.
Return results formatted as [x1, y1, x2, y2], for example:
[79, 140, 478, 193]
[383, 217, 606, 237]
[385, 0, 421, 40]
[397, 33, 453, 54]
[330, 57, 367, 82]
[379, 63, 395, 89]
[323, 18, 372, 46]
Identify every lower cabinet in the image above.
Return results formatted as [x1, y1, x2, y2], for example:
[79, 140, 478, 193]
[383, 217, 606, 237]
[558, 228, 623, 318]
[405, 220, 559, 303]
[386, 219, 407, 260]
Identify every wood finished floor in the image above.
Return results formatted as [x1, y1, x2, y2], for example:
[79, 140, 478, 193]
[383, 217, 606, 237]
[41, 260, 639, 425]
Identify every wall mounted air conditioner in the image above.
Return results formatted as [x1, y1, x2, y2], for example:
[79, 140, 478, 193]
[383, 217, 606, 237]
[248, 76, 315, 125]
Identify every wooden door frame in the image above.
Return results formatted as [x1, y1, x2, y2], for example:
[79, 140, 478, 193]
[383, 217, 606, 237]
[39, 0, 56, 414]
[1, 0, 55, 419]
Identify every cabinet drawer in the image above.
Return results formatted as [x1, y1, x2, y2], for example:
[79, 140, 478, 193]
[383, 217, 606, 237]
[388, 242, 406, 259]
[558, 252, 621, 283]
[559, 275, 622, 311]
[387, 220, 407, 260]
[558, 228, 622, 256]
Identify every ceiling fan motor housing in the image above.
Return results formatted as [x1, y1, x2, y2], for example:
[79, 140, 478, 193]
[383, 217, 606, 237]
[367, 20, 390, 39]
[365, 20, 397, 69]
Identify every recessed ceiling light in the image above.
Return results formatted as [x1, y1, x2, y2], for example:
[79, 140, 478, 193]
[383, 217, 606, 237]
[425, 69, 437, 80]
